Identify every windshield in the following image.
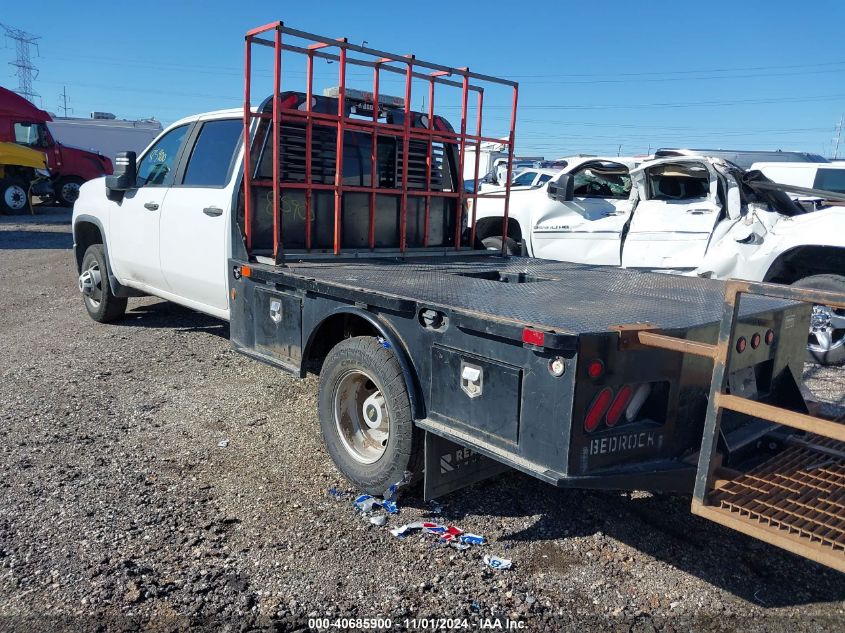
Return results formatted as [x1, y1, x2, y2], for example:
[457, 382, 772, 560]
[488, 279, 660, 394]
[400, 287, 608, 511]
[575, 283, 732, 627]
[813, 169, 845, 194]
[14, 122, 49, 148]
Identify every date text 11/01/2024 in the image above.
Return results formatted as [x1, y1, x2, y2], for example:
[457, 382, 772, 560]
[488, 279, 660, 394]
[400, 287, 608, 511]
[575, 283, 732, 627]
[307, 617, 527, 630]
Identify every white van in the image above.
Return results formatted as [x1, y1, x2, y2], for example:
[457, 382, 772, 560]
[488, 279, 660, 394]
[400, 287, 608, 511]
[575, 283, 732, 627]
[750, 162, 845, 197]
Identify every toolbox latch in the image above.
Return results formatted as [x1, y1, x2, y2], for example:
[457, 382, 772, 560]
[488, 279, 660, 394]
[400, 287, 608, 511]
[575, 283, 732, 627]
[460, 362, 483, 398]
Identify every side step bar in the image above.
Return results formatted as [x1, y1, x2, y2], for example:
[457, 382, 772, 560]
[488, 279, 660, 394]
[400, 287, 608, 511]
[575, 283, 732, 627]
[641, 279, 845, 573]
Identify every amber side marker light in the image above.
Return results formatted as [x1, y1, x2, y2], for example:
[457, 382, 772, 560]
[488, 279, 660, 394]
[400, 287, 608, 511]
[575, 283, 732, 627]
[241, 265, 252, 278]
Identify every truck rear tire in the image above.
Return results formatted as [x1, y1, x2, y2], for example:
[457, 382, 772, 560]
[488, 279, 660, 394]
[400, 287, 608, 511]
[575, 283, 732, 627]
[793, 274, 845, 366]
[57, 176, 84, 207]
[79, 244, 127, 323]
[0, 178, 30, 215]
[318, 336, 422, 494]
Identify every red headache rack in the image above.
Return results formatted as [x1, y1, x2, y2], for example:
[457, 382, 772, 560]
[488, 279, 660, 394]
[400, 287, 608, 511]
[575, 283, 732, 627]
[242, 22, 518, 261]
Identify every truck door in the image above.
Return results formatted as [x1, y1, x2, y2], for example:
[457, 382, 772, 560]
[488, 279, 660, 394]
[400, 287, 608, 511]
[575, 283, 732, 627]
[110, 123, 190, 289]
[622, 160, 722, 271]
[530, 161, 633, 265]
[158, 118, 243, 315]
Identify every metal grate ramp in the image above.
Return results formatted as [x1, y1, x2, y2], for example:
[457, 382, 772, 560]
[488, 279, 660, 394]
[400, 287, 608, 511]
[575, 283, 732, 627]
[697, 435, 845, 571]
[636, 278, 845, 572]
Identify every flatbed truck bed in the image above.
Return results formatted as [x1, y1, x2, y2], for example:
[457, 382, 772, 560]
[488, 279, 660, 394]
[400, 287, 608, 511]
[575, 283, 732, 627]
[247, 255, 791, 335]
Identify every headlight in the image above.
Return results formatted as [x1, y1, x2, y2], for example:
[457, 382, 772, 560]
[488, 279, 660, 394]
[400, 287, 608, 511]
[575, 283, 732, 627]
[35, 168, 51, 178]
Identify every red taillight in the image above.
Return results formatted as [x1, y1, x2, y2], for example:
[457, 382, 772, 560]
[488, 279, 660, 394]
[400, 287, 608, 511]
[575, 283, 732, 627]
[765, 329, 774, 345]
[606, 385, 633, 427]
[751, 332, 761, 349]
[736, 337, 747, 353]
[585, 387, 613, 432]
[522, 328, 545, 347]
[587, 359, 605, 379]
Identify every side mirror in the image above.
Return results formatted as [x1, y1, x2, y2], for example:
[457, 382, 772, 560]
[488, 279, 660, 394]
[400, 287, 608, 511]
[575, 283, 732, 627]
[106, 151, 137, 193]
[547, 173, 574, 202]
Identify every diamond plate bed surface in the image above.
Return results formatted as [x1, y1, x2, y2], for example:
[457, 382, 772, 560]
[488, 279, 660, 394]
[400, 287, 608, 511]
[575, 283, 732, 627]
[277, 256, 793, 334]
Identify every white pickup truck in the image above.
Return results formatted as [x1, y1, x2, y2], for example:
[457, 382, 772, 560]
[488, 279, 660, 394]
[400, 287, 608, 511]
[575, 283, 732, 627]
[472, 155, 845, 364]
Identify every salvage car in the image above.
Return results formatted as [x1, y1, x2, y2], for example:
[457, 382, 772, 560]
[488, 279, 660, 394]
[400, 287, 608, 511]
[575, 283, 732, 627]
[473, 155, 845, 364]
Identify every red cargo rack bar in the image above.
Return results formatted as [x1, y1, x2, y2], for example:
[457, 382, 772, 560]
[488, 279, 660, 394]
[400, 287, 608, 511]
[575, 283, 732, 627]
[242, 22, 518, 260]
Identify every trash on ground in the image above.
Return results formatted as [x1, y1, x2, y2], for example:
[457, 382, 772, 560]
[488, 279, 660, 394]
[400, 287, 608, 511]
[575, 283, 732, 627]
[383, 471, 413, 501]
[353, 494, 399, 515]
[327, 487, 346, 500]
[390, 521, 486, 547]
[483, 554, 512, 570]
[354, 494, 379, 513]
[217, 439, 229, 448]
[369, 515, 387, 526]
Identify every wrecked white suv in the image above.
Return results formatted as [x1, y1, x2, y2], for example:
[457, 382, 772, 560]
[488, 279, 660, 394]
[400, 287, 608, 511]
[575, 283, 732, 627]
[474, 155, 845, 364]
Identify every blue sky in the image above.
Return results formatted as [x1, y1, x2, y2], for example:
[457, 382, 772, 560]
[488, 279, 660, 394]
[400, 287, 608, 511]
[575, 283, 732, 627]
[2, 1, 844, 158]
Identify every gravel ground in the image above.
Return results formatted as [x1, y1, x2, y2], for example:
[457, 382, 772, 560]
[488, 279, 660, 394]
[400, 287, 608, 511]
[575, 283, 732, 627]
[1, 209, 844, 632]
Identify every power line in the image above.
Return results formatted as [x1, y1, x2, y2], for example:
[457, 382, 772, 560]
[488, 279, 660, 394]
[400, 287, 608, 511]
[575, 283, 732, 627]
[1, 22, 40, 103]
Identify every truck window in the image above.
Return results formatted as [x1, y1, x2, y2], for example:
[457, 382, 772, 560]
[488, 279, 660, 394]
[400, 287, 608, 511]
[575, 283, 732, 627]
[512, 171, 537, 186]
[181, 119, 243, 187]
[13, 122, 48, 148]
[647, 164, 709, 201]
[813, 168, 845, 194]
[136, 124, 189, 187]
[250, 117, 458, 251]
[572, 164, 631, 199]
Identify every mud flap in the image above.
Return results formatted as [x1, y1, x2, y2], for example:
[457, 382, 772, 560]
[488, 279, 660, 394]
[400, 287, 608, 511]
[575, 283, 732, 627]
[423, 431, 510, 501]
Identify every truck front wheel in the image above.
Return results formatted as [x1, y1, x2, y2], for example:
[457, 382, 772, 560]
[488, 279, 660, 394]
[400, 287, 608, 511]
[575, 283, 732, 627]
[57, 176, 84, 207]
[79, 244, 127, 323]
[318, 336, 422, 494]
[793, 274, 845, 366]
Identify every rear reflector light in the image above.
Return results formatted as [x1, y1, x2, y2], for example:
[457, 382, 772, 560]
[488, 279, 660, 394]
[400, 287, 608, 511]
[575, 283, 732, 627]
[587, 359, 605, 379]
[736, 337, 747, 353]
[625, 383, 652, 422]
[751, 332, 761, 349]
[585, 387, 613, 432]
[765, 329, 774, 345]
[241, 265, 252, 278]
[606, 385, 633, 427]
[522, 328, 545, 346]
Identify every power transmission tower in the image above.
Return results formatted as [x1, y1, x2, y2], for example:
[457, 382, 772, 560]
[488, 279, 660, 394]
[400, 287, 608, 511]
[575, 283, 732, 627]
[1, 23, 41, 103]
[834, 114, 843, 160]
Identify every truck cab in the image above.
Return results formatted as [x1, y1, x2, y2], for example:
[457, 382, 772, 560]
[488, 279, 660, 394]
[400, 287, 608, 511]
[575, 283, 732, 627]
[73, 109, 243, 320]
[0, 87, 113, 206]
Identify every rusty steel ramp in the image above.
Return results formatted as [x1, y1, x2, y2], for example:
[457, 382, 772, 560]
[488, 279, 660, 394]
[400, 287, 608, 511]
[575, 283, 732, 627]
[696, 434, 845, 572]
[638, 279, 845, 572]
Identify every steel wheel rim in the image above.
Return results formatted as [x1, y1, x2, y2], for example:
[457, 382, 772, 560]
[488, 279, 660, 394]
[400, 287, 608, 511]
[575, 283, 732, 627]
[333, 369, 389, 464]
[4, 184, 26, 210]
[79, 261, 103, 308]
[61, 181, 80, 203]
[808, 303, 845, 355]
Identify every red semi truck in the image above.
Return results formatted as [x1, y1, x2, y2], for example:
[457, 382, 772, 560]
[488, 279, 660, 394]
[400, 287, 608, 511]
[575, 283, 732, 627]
[0, 87, 113, 207]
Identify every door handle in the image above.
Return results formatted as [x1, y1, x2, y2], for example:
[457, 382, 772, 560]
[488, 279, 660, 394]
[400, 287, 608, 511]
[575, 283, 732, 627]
[686, 209, 712, 215]
[203, 206, 223, 217]
[144, 202, 159, 211]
